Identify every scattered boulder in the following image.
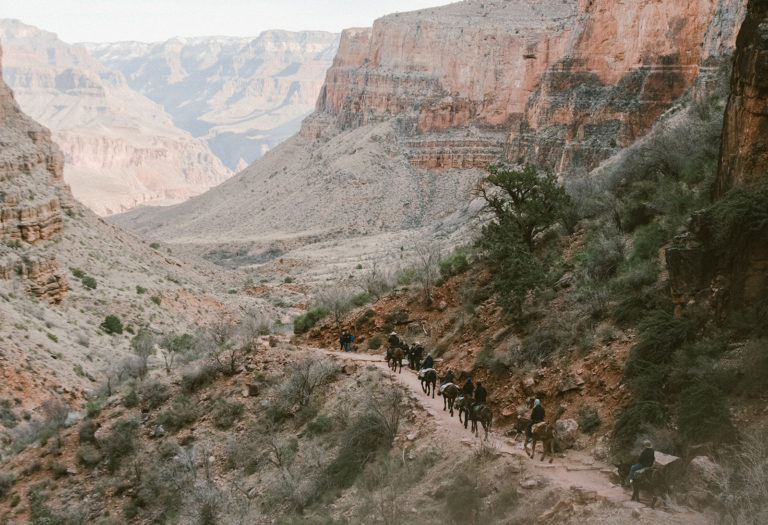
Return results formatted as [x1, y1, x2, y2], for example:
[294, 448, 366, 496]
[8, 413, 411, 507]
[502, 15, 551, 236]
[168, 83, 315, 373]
[520, 479, 538, 489]
[555, 418, 579, 449]
[686, 456, 723, 491]
[245, 383, 260, 397]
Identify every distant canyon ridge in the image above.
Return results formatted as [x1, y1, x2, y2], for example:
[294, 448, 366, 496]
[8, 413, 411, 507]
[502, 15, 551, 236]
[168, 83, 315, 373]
[0, 19, 339, 215]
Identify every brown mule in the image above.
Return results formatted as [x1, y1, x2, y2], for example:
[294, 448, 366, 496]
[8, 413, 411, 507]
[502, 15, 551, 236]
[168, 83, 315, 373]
[525, 421, 556, 463]
[440, 383, 459, 416]
[388, 347, 404, 373]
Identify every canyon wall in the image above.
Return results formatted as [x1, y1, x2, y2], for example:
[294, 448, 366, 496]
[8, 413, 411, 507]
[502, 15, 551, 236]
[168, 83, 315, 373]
[0, 44, 70, 303]
[86, 31, 339, 171]
[303, 0, 746, 173]
[0, 19, 232, 215]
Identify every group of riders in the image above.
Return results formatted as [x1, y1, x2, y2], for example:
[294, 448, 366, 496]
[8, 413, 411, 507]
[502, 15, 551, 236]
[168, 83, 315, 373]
[376, 331, 653, 485]
[387, 330, 489, 412]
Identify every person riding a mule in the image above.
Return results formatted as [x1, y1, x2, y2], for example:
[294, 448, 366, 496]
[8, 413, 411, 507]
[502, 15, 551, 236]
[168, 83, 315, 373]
[462, 377, 475, 397]
[526, 399, 545, 439]
[629, 441, 655, 484]
[386, 331, 400, 361]
[474, 381, 487, 406]
[441, 369, 455, 387]
[421, 352, 434, 370]
[413, 343, 424, 369]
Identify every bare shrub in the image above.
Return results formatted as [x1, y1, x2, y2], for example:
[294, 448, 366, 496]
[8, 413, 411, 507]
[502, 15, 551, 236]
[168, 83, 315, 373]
[363, 262, 398, 300]
[278, 358, 339, 408]
[181, 363, 219, 393]
[717, 429, 768, 524]
[238, 309, 271, 352]
[140, 379, 170, 410]
[413, 244, 441, 305]
[0, 471, 14, 499]
[317, 285, 356, 326]
[130, 328, 156, 377]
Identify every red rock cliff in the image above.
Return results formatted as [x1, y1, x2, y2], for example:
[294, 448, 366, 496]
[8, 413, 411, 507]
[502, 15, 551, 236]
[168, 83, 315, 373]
[0, 44, 70, 303]
[302, 0, 746, 172]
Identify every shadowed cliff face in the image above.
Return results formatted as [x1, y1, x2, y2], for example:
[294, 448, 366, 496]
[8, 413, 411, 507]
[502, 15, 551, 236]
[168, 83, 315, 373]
[715, 0, 768, 197]
[667, 0, 768, 316]
[0, 45, 70, 303]
[303, 0, 746, 173]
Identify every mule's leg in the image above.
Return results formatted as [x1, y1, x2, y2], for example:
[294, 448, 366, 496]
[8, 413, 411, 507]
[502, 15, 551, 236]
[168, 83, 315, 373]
[651, 495, 657, 509]
[548, 438, 554, 463]
[632, 485, 639, 502]
[431, 382, 435, 398]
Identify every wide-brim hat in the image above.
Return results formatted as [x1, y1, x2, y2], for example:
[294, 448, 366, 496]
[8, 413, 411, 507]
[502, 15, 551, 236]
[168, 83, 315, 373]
[643, 440, 652, 448]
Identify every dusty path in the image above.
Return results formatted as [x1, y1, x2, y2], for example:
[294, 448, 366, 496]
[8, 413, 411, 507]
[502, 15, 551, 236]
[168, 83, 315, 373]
[313, 347, 711, 524]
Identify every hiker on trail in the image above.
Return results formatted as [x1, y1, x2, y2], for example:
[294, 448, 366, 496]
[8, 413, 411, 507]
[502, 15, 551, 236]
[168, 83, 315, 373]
[474, 381, 487, 405]
[462, 376, 475, 398]
[526, 398, 545, 439]
[628, 441, 655, 484]
[339, 332, 345, 351]
[386, 331, 400, 361]
[421, 352, 434, 370]
[344, 332, 353, 352]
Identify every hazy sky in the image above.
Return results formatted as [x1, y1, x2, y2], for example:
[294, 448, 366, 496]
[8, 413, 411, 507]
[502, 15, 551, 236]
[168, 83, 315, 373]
[0, 0, 452, 43]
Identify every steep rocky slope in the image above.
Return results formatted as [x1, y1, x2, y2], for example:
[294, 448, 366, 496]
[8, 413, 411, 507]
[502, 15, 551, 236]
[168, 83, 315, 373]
[0, 19, 232, 215]
[0, 48, 278, 443]
[113, 0, 748, 280]
[86, 31, 339, 171]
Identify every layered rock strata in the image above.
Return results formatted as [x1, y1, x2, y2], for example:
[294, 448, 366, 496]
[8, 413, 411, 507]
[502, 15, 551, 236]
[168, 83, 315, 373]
[0, 45, 70, 303]
[304, 0, 747, 173]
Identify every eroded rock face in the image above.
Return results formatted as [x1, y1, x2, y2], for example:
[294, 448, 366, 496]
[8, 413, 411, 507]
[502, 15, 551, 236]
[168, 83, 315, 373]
[303, 0, 746, 173]
[0, 44, 70, 303]
[715, 0, 768, 197]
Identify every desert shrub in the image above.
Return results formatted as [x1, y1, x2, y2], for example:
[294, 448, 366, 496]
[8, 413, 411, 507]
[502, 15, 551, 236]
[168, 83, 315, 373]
[100, 314, 123, 335]
[69, 267, 85, 279]
[443, 473, 481, 522]
[439, 250, 470, 278]
[100, 417, 140, 472]
[78, 419, 97, 443]
[577, 405, 601, 434]
[157, 438, 180, 460]
[516, 322, 564, 365]
[156, 396, 197, 431]
[629, 222, 669, 262]
[81, 275, 97, 289]
[28, 482, 87, 524]
[306, 414, 334, 436]
[0, 472, 14, 499]
[122, 387, 139, 408]
[613, 400, 668, 450]
[150, 295, 161, 305]
[717, 429, 768, 525]
[699, 182, 768, 263]
[624, 310, 700, 378]
[396, 267, 415, 285]
[611, 283, 668, 327]
[181, 363, 219, 393]
[367, 335, 383, 350]
[136, 285, 146, 294]
[141, 379, 170, 410]
[224, 435, 263, 475]
[576, 228, 625, 281]
[212, 399, 244, 429]
[323, 388, 402, 490]
[355, 308, 376, 330]
[352, 291, 372, 307]
[76, 443, 102, 467]
[0, 400, 18, 429]
[676, 382, 732, 445]
[292, 306, 330, 335]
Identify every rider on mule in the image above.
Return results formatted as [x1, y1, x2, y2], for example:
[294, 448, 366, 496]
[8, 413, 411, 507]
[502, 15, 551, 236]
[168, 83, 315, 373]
[413, 343, 424, 369]
[421, 352, 434, 370]
[462, 377, 475, 398]
[386, 331, 400, 361]
[441, 369, 456, 386]
[474, 381, 487, 406]
[526, 399, 545, 439]
[629, 440, 655, 484]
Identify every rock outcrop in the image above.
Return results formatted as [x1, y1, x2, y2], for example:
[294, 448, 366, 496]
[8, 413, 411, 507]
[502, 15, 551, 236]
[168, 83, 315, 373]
[0, 19, 232, 215]
[0, 44, 70, 303]
[86, 31, 340, 171]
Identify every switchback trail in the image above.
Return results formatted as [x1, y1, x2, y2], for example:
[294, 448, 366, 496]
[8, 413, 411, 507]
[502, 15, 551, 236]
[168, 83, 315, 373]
[313, 347, 710, 524]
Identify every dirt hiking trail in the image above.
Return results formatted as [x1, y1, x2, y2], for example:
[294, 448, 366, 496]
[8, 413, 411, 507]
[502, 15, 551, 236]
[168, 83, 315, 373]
[314, 347, 712, 525]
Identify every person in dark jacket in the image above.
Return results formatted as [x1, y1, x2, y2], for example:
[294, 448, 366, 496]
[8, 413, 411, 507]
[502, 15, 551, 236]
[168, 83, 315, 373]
[441, 369, 456, 386]
[386, 332, 400, 361]
[526, 399, 545, 439]
[474, 382, 487, 404]
[421, 352, 434, 370]
[344, 333, 353, 352]
[462, 377, 475, 398]
[414, 344, 424, 369]
[629, 441, 655, 483]
[339, 332, 346, 351]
